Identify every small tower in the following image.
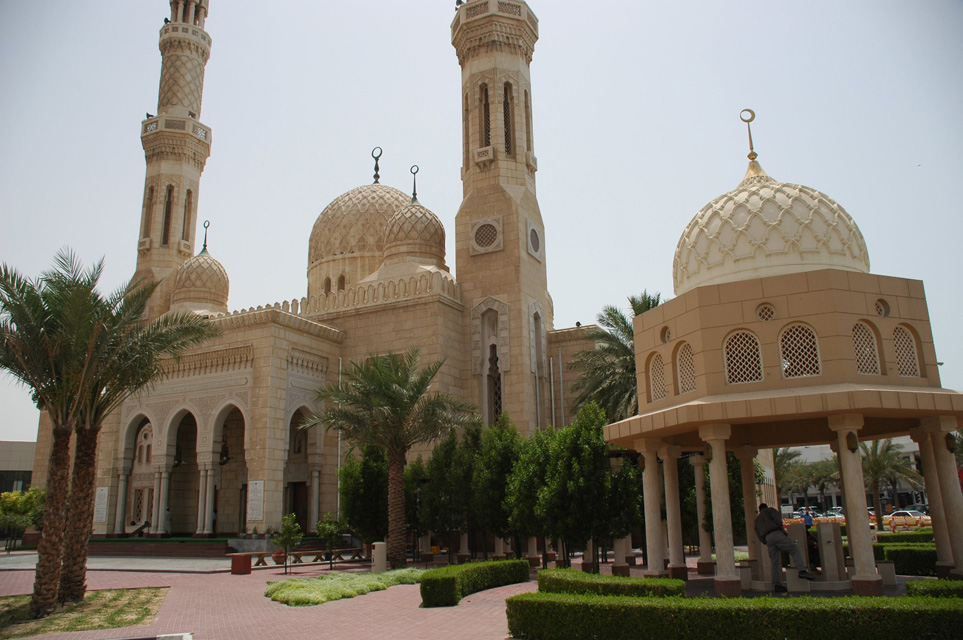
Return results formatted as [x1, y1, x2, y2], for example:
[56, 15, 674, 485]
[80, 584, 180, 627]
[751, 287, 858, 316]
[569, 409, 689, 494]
[452, 0, 552, 432]
[135, 0, 213, 318]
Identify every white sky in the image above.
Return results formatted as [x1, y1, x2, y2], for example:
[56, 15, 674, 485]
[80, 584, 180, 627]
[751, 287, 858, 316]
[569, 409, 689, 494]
[1, 1, 961, 443]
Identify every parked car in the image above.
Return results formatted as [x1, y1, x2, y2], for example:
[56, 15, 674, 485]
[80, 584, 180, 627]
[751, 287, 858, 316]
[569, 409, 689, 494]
[906, 503, 930, 515]
[882, 510, 932, 530]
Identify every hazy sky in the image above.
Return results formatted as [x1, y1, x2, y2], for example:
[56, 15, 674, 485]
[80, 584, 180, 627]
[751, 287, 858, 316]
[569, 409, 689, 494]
[1, 1, 961, 442]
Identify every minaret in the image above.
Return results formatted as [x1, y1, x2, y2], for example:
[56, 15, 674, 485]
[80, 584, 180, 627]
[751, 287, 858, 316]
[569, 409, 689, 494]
[452, 0, 552, 432]
[135, 0, 213, 318]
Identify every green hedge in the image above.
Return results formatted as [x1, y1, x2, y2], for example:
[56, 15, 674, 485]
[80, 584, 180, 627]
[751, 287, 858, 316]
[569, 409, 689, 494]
[420, 559, 529, 607]
[537, 569, 684, 598]
[843, 542, 935, 566]
[905, 580, 963, 598]
[885, 545, 939, 577]
[875, 530, 934, 544]
[505, 592, 963, 640]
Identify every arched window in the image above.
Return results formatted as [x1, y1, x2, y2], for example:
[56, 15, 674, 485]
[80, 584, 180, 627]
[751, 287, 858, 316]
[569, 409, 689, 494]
[142, 186, 154, 239]
[648, 353, 666, 402]
[162, 186, 174, 246]
[780, 324, 821, 379]
[894, 326, 921, 377]
[676, 342, 696, 394]
[503, 83, 514, 156]
[323, 277, 332, 295]
[337, 275, 346, 291]
[524, 90, 533, 153]
[463, 92, 470, 169]
[724, 331, 763, 384]
[852, 322, 881, 375]
[480, 84, 491, 147]
[181, 189, 193, 242]
[487, 343, 502, 424]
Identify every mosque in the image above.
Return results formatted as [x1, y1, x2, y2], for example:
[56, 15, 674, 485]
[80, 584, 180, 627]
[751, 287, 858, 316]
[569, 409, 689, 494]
[29, 0, 963, 596]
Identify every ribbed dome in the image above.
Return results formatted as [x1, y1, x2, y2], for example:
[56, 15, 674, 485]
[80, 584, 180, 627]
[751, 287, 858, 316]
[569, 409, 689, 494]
[383, 200, 446, 266]
[171, 248, 229, 314]
[672, 160, 870, 295]
[308, 184, 410, 264]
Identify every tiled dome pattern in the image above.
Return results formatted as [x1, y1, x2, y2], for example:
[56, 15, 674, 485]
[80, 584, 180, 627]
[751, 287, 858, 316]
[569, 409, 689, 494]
[383, 203, 446, 265]
[308, 184, 410, 264]
[673, 161, 870, 295]
[172, 249, 229, 308]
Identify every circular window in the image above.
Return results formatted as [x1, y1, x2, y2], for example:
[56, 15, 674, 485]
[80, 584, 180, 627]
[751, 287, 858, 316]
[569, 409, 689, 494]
[757, 304, 775, 322]
[875, 299, 890, 318]
[475, 223, 498, 248]
[660, 327, 671, 344]
[530, 229, 541, 253]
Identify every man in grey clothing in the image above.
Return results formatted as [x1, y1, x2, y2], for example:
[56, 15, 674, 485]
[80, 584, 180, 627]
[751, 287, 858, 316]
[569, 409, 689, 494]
[754, 503, 815, 592]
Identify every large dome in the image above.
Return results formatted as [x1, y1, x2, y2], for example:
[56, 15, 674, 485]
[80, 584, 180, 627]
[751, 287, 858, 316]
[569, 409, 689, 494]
[307, 183, 410, 299]
[672, 160, 870, 295]
[383, 200, 446, 267]
[171, 247, 229, 315]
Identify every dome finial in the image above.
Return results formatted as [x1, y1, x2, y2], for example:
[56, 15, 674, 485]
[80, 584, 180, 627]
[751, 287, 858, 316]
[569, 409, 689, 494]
[740, 109, 758, 161]
[372, 147, 383, 184]
[200, 220, 210, 254]
[409, 165, 420, 205]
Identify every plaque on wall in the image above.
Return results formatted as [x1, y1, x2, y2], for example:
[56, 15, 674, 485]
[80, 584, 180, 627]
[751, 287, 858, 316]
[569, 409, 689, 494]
[247, 480, 264, 521]
[93, 487, 109, 524]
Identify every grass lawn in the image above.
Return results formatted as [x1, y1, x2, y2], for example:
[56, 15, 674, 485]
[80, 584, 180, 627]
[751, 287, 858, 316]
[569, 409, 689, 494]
[265, 569, 424, 606]
[0, 588, 167, 639]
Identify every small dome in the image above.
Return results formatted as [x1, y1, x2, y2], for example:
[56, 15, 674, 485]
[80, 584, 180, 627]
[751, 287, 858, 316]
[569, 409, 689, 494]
[171, 248, 229, 315]
[672, 160, 870, 295]
[383, 201, 446, 267]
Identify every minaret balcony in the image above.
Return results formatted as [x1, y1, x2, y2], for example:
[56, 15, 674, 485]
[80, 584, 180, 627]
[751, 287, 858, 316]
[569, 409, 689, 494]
[160, 23, 212, 49]
[452, 0, 538, 39]
[142, 116, 211, 144]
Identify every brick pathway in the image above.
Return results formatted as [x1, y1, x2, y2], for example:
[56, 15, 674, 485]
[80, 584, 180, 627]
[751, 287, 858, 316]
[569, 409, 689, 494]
[0, 562, 536, 640]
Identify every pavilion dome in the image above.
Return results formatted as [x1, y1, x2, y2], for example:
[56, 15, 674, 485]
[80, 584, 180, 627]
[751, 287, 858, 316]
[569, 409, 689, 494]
[382, 199, 447, 268]
[672, 159, 870, 295]
[171, 247, 230, 315]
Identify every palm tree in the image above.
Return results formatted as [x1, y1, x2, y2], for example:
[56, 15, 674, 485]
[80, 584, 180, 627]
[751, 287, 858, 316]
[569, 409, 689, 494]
[568, 291, 661, 422]
[301, 349, 476, 569]
[772, 447, 802, 502]
[809, 458, 839, 510]
[860, 439, 923, 530]
[0, 250, 219, 616]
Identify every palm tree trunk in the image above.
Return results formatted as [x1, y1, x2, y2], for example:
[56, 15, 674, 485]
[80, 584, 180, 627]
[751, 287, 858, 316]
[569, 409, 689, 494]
[30, 424, 73, 618]
[872, 481, 884, 530]
[60, 427, 100, 602]
[387, 448, 406, 569]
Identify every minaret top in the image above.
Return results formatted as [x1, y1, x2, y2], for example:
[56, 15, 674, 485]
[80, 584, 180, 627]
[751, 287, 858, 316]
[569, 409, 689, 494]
[452, 0, 538, 66]
[168, 0, 210, 28]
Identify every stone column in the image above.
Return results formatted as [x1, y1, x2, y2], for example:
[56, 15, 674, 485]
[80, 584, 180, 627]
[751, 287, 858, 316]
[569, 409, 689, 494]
[659, 444, 686, 580]
[735, 446, 762, 579]
[459, 532, 470, 562]
[638, 440, 666, 576]
[114, 471, 129, 535]
[699, 424, 740, 596]
[527, 536, 539, 566]
[689, 454, 714, 575]
[922, 416, 963, 579]
[157, 471, 171, 536]
[909, 426, 952, 574]
[203, 468, 216, 535]
[194, 466, 207, 536]
[309, 468, 321, 528]
[829, 414, 882, 595]
[149, 471, 162, 534]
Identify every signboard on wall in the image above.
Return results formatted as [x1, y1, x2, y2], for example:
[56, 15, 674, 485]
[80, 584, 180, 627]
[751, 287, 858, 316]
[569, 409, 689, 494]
[247, 480, 264, 521]
[93, 487, 109, 523]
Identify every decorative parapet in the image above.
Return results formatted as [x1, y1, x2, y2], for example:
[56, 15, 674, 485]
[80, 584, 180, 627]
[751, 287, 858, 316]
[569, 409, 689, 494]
[452, 0, 538, 66]
[302, 270, 461, 316]
[160, 344, 253, 378]
[213, 307, 345, 343]
[547, 325, 597, 344]
[289, 348, 328, 377]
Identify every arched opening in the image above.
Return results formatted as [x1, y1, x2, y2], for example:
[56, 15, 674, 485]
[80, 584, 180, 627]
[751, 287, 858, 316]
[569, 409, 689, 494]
[337, 275, 346, 292]
[503, 82, 514, 156]
[480, 84, 491, 148]
[675, 342, 696, 394]
[894, 325, 922, 377]
[284, 409, 311, 533]
[128, 420, 154, 532]
[181, 189, 193, 242]
[779, 324, 821, 379]
[323, 277, 332, 295]
[142, 186, 154, 239]
[168, 412, 200, 536]
[213, 406, 247, 536]
[162, 185, 174, 246]
[647, 352, 666, 402]
[724, 330, 763, 384]
[853, 321, 882, 375]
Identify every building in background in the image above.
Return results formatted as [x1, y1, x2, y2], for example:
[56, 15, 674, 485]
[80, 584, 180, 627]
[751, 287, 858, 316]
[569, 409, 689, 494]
[0, 442, 35, 493]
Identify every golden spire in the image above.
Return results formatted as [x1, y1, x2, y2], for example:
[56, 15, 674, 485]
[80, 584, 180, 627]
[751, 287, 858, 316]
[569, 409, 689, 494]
[738, 109, 773, 186]
[741, 108, 757, 161]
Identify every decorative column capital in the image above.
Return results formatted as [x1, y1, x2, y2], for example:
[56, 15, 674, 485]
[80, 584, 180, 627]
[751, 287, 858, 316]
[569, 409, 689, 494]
[698, 423, 731, 442]
[688, 453, 707, 468]
[733, 445, 758, 462]
[920, 415, 959, 435]
[658, 444, 682, 461]
[828, 413, 864, 433]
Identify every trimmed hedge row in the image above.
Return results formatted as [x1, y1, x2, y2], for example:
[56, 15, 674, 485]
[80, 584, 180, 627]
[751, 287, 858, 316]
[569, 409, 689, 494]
[420, 559, 529, 607]
[505, 592, 963, 640]
[905, 579, 963, 598]
[537, 569, 684, 598]
[885, 545, 939, 577]
[875, 530, 934, 544]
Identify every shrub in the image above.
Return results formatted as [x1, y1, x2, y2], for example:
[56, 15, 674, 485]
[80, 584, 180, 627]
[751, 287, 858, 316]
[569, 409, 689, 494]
[875, 530, 934, 544]
[885, 545, 939, 577]
[265, 568, 423, 606]
[843, 542, 935, 567]
[420, 559, 529, 607]
[905, 579, 963, 598]
[505, 592, 963, 640]
[537, 569, 684, 598]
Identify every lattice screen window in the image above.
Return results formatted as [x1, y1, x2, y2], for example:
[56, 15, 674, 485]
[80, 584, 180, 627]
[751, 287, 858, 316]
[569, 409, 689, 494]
[724, 331, 763, 384]
[780, 324, 822, 378]
[133, 489, 144, 522]
[894, 326, 921, 377]
[852, 322, 881, 375]
[676, 342, 696, 394]
[649, 353, 666, 402]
